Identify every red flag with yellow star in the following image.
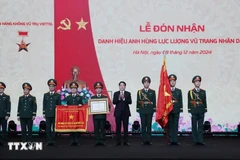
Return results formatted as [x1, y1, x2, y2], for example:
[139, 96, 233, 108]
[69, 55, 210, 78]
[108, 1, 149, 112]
[55, 105, 88, 132]
[155, 56, 173, 128]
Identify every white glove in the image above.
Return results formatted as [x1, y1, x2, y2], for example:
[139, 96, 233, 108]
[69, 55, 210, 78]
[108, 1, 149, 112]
[204, 112, 208, 118]
[188, 113, 192, 117]
[180, 113, 183, 117]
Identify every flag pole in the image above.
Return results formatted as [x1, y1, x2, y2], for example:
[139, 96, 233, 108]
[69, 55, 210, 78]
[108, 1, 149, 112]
[163, 50, 169, 145]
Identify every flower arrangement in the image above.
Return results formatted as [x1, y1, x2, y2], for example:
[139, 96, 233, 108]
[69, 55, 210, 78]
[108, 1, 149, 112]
[57, 87, 94, 105]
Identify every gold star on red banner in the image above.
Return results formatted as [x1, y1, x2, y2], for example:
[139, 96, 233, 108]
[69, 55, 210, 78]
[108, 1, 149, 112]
[76, 18, 88, 30]
[69, 114, 74, 120]
[17, 39, 30, 52]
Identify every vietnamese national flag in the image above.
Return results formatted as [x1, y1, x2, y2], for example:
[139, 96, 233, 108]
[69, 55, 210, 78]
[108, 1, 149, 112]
[155, 56, 173, 128]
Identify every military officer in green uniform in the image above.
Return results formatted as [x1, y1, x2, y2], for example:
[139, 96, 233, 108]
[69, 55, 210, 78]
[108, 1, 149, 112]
[0, 82, 11, 146]
[65, 82, 83, 146]
[91, 82, 110, 146]
[168, 74, 183, 145]
[17, 83, 37, 142]
[43, 79, 61, 146]
[137, 76, 156, 145]
[188, 75, 207, 146]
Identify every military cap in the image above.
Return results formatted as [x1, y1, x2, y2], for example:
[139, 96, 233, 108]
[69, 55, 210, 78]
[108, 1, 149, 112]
[168, 74, 177, 81]
[22, 82, 32, 90]
[47, 79, 57, 86]
[0, 82, 6, 89]
[192, 75, 201, 83]
[119, 81, 126, 86]
[94, 82, 103, 89]
[142, 76, 151, 84]
[70, 82, 78, 88]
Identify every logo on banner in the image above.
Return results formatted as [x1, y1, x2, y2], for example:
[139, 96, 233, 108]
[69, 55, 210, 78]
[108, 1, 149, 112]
[8, 142, 43, 151]
[57, 17, 88, 30]
[16, 31, 30, 52]
[57, 18, 71, 30]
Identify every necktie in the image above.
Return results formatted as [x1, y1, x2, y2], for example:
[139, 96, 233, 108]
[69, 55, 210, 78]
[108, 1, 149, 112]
[50, 92, 53, 96]
[145, 90, 148, 93]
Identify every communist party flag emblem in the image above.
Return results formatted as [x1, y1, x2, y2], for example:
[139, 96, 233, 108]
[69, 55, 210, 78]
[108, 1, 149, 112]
[155, 54, 173, 129]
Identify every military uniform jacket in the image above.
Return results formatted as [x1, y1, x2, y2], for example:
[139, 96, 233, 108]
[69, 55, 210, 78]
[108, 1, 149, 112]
[188, 89, 207, 114]
[17, 95, 37, 118]
[43, 92, 61, 117]
[91, 95, 110, 120]
[171, 88, 183, 114]
[0, 93, 11, 118]
[66, 94, 83, 106]
[136, 89, 156, 114]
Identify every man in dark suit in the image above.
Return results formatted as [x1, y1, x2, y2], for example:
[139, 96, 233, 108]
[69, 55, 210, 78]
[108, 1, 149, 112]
[113, 81, 132, 146]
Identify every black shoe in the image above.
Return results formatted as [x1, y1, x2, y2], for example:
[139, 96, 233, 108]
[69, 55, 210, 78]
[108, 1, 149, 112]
[193, 142, 198, 146]
[168, 142, 174, 145]
[146, 141, 152, 145]
[0, 142, 6, 146]
[123, 142, 130, 146]
[46, 143, 53, 146]
[142, 142, 147, 145]
[115, 143, 121, 146]
[70, 142, 77, 146]
[100, 142, 106, 146]
[174, 142, 180, 145]
[198, 142, 205, 146]
[95, 142, 100, 146]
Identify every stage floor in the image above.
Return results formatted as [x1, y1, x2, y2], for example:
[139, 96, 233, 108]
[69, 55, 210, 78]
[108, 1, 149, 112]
[1, 135, 240, 159]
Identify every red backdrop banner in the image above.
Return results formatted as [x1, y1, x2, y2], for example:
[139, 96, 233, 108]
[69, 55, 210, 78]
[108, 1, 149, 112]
[54, 0, 115, 131]
[55, 105, 88, 132]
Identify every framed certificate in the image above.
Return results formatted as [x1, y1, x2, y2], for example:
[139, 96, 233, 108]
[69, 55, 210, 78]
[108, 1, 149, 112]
[88, 98, 109, 115]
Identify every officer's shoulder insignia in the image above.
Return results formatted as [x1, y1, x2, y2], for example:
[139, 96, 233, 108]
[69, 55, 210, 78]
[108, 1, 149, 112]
[45, 92, 49, 95]
[200, 88, 205, 91]
[149, 88, 155, 92]
[3, 93, 9, 96]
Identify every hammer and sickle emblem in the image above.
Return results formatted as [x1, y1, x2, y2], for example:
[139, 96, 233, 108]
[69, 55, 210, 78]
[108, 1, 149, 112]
[57, 18, 71, 30]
